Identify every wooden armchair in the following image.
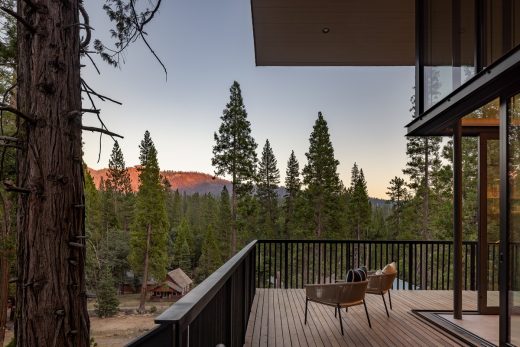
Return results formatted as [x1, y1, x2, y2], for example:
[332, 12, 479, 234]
[366, 263, 397, 317]
[304, 281, 371, 335]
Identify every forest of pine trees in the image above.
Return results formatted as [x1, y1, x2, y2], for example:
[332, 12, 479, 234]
[75, 81, 482, 318]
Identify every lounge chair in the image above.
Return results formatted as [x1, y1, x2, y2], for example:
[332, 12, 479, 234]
[366, 262, 397, 317]
[304, 281, 372, 335]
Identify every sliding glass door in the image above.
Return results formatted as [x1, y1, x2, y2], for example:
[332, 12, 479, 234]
[506, 92, 520, 346]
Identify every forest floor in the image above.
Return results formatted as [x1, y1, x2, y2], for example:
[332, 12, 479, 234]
[3, 294, 177, 347]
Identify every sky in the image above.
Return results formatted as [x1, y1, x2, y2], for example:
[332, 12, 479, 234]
[82, 0, 415, 199]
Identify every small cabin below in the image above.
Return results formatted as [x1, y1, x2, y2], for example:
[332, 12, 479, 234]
[149, 268, 193, 301]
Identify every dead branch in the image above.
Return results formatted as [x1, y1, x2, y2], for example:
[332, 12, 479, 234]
[129, 0, 167, 78]
[0, 105, 35, 123]
[0, 6, 36, 33]
[81, 108, 100, 114]
[0, 136, 20, 142]
[81, 126, 123, 139]
[79, 3, 91, 49]
[82, 51, 100, 75]
[81, 79, 122, 105]
[3, 180, 31, 194]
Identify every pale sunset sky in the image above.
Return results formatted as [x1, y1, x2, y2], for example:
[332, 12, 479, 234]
[82, 0, 415, 199]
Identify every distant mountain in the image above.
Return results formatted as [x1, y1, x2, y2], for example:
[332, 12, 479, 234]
[87, 167, 390, 202]
[88, 167, 232, 196]
[369, 197, 389, 207]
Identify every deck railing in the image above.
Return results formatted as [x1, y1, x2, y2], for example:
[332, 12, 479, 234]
[255, 240, 488, 291]
[126, 240, 256, 347]
[127, 239, 509, 346]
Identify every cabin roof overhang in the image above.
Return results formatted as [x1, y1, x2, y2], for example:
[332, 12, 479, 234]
[251, 0, 415, 66]
[406, 45, 520, 137]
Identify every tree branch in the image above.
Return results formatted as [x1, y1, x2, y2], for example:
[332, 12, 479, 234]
[81, 126, 123, 139]
[0, 104, 35, 123]
[0, 136, 20, 142]
[3, 180, 31, 194]
[0, 6, 36, 33]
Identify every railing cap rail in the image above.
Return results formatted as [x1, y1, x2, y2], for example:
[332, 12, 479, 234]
[155, 239, 257, 326]
[255, 239, 479, 244]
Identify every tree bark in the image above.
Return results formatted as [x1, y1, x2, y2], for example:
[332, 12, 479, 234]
[0, 192, 13, 347]
[138, 224, 152, 314]
[0, 256, 8, 346]
[231, 175, 237, 255]
[16, 1, 89, 345]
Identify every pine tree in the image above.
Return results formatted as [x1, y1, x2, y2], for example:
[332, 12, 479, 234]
[284, 150, 301, 237]
[403, 136, 442, 239]
[196, 224, 222, 281]
[173, 218, 192, 274]
[105, 141, 134, 231]
[302, 112, 343, 238]
[212, 81, 258, 254]
[217, 186, 232, 259]
[257, 139, 280, 237]
[346, 164, 371, 239]
[94, 265, 119, 318]
[130, 131, 169, 314]
[386, 176, 409, 238]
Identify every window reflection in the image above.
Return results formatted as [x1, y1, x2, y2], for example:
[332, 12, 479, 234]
[508, 93, 520, 345]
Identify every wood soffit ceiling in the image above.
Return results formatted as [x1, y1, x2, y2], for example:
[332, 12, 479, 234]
[251, 0, 415, 66]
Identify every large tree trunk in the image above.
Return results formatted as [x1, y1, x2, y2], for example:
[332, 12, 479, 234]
[16, 1, 89, 346]
[138, 224, 152, 314]
[231, 179, 237, 255]
[0, 193, 13, 347]
[0, 256, 8, 346]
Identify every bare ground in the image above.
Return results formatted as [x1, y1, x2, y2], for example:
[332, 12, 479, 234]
[3, 295, 177, 347]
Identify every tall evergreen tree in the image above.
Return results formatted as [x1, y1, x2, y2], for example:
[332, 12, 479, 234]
[402, 136, 442, 238]
[217, 186, 232, 259]
[12, 1, 165, 343]
[105, 141, 134, 231]
[284, 150, 301, 237]
[173, 218, 192, 274]
[94, 265, 119, 318]
[386, 176, 409, 238]
[302, 112, 343, 238]
[346, 164, 371, 239]
[257, 139, 280, 237]
[196, 224, 222, 281]
[212, 81, 258, 254]
[130, 131, 169, 313]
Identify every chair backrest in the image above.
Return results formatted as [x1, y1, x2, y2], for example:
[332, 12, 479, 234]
[380, 272, 397, 291]
[337, 280, 368, 304]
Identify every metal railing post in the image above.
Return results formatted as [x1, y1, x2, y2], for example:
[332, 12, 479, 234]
[408, 243, 413, 290]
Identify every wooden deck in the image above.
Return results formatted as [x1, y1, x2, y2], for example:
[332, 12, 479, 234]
[245, 289, 478, 346]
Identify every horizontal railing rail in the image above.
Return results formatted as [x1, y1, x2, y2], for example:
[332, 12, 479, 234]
[127, 240, 257, 347]
[255, 240, 488, 291]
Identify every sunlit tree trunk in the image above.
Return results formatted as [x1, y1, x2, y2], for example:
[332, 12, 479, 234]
[138, 224, 152, 313]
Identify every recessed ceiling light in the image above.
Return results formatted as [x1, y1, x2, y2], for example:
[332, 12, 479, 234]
[322, 27, 330, 34]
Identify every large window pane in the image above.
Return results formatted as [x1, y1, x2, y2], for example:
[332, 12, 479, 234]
[508, 93, 520, 346]
[423, 0, 475, 110]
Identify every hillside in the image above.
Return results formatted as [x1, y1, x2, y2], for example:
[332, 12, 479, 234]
[88, 167, 232, 196]
[88, 167, 390, 204]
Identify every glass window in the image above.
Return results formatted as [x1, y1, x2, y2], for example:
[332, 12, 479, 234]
[423, 0, 475, 110]
[507, 93, 520, 346]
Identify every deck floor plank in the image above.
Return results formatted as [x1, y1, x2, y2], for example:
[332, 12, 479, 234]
[245, 289, 477, 346]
